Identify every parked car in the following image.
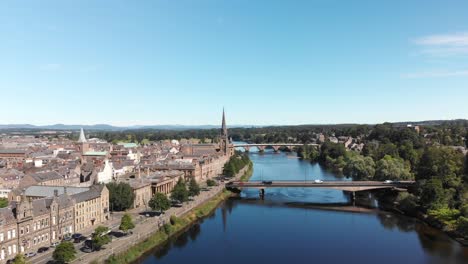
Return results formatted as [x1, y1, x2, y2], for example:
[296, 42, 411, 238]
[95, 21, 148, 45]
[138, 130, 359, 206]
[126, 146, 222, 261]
[314, 179, 324, 183]
[50, 242, 60, 247]
[25, 252, 37, 258]
[80, 246, 93, 253]
[37, 247, 49, 253]
[72, 233, 86, 243]
[383, 180, 393, 184]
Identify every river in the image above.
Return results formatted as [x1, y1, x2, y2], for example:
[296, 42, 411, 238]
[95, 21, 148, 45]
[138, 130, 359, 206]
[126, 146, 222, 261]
[139, 150, 468, 264]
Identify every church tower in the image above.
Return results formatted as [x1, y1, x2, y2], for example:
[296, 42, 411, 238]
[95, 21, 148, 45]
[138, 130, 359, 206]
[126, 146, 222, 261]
[220, 109, 229, 156]
[77, 128, 89, 155]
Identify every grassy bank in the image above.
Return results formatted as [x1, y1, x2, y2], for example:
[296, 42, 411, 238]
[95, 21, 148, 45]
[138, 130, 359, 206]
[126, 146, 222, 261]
[239, 162, 253, 182]
[104, 190, 233, 264]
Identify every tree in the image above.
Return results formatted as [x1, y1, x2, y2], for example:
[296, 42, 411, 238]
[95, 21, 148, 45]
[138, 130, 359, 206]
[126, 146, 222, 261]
[206, 179, 216, 187]
[343, 154, 375, 180]
[92, 226, 111, 250]
[149, 192, 171, 213]
[375, 155, 413, 181]
[12, 254, 27, 264]
[119, 213, 135, 233]
[171, 178, 189, 203]
[106, 182, 135, 211]
[417, 147, 464, 182]
[188, 177, 200, 197]
[0, 197, 8, 208]
[419, 179, 451, 211]
[53, 242, 76, 263]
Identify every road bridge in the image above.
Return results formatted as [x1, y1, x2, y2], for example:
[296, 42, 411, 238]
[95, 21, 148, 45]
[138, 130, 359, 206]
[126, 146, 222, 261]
[226, 180, 416, 202]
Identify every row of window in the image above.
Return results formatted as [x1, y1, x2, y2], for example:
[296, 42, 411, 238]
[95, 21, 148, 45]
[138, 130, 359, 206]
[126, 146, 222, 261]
[0, 244, 17, 260]
[0, 229, 16, 242]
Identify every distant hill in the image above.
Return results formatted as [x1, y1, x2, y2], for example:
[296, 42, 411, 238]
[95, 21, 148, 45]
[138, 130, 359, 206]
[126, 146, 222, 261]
[0, 124, 253, 131]
[0, 119, 466, 131]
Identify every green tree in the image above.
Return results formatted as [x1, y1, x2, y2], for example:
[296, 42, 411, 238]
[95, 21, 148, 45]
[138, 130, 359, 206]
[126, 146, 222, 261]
[149, 192, 171, 213]
[53, 242, 76, 263]
[375, 155, 413, 181]
[206, 179, 216, 187]
[456, 216, 468, 238]
[188, 177, 200, 197]
[12, 254, 27, 264]
[419, 179, 450, 211]
[171, 178, 189, 203]
[92, 226, 111, 250]
[343, 154, 376, 180]
[0, 197, 8, 208]
[106, 182, 135, 211]
[417, 147, 464, 183]
[119, 213, 135, 233]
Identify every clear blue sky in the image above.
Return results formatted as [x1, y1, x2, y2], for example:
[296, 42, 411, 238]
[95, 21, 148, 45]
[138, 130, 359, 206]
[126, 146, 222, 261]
[1, 0, 467, 126]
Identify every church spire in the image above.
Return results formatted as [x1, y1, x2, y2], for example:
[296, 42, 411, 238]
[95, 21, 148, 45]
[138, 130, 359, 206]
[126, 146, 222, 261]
[221, 108, 227, 137]
[78, 128, 87, 143]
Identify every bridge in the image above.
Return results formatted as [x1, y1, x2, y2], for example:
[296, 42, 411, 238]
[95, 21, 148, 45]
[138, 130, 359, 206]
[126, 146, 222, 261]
[226, 180, 416, 201]
[233, 143, 319, 152]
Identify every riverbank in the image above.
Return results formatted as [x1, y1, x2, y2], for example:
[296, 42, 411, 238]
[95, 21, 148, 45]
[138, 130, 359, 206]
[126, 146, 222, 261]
[239, 161, 253, 182]
[102, 163, 252, 264]
[378, 201, 468, 246]
[105, 190, 234, 264]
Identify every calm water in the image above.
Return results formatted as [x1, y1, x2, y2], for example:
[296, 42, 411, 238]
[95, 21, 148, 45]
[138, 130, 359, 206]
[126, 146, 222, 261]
[139, 150, 468, 264]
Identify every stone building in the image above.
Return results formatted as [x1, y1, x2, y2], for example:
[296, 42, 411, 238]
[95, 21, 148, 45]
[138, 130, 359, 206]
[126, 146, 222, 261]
[0, 185, 109, 263]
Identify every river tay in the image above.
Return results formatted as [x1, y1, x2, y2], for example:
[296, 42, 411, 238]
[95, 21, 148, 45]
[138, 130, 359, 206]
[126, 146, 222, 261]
[140, 151, 468, 264]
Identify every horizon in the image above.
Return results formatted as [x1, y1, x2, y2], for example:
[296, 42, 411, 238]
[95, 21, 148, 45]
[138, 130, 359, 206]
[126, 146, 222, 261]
[1, 1, 468, 125]
[1, 117, 467, 129]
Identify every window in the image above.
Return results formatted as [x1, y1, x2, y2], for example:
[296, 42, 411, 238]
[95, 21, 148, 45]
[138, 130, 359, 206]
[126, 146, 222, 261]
[8, 246, 11, 255]
[12, 245, 16, 254]
[7, 230, 11, 240]
[0, 233, 3, 241]
[12, 229, 15, 238]
[52, 216, 56, 225]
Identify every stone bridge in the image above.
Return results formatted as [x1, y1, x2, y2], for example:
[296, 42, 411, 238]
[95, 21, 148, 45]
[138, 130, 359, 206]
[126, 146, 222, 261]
[233, 143, 319, 152]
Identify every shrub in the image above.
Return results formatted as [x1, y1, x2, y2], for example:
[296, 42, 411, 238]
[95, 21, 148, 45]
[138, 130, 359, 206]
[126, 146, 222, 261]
[456, 216, 468, 238]
[206, 179, 216, 187]
[163, 224, 173, 235]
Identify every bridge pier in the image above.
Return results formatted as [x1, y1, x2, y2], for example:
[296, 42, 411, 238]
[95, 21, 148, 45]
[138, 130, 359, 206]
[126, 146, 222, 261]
[272, 146, 281, 153]
[350, 191, 356, 206]
[257, 146, 266, 152]
[259, 188, 265, 199]
[243, 146, 251, 152]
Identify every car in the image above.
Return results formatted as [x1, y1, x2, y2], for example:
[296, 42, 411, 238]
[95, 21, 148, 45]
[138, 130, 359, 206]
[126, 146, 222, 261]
[25, 252, 37, 258]
[262, 180, 273, 184]
[63, 236, 72, 241]
[314, 179, 324, 183]
[37, 247, 49, 253]
[72, 233, 83, 239]
[80, 246, 93, 253]
[50, 242, 60, 247]
[383, 180, 393, 184]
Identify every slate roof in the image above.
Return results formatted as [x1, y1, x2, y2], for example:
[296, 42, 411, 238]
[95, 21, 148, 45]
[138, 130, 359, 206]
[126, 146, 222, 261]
[29, 171, 63, 182]
[71, 185, 105, 203]
[24, 185, 89, 197]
